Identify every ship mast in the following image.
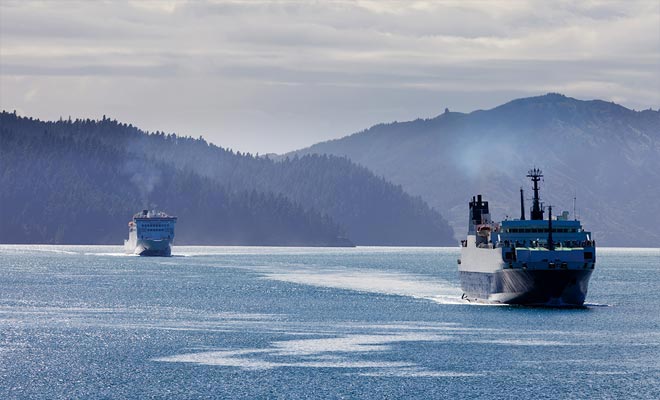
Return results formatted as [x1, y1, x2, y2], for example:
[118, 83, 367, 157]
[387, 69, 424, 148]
[527, 168, 544, 220]
[519, 187, 525, 220]
[547, 205, 554, 250]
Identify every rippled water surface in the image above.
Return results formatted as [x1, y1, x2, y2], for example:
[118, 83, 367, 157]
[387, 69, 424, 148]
[1, 246, 658, 398]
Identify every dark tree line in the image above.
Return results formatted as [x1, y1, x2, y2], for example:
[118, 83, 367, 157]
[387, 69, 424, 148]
[0, 111, 455, 245]
[0, 114, 349, 246]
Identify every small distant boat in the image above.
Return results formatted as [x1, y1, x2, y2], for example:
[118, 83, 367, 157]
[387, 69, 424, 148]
[124, 209, 177, 256]
[458, 168, 595, 306]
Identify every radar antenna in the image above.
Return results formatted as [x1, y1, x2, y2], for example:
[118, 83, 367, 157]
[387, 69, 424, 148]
[527, 168, 544, 220]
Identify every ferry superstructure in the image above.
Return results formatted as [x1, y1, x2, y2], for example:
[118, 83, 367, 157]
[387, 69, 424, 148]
[124, 210, 177, 256]
[458, 169, 595, 306]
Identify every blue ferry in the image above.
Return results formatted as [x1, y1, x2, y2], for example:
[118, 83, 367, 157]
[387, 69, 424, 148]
[458, 169, 595, 306]
[124, 209, 177, 256]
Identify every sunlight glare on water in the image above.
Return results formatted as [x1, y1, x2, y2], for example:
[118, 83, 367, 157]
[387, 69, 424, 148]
[0, 245, 658, 399]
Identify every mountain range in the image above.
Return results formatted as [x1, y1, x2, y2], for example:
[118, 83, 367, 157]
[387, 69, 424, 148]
[294, 93, 660, 247]
[4, 93, 657, 247]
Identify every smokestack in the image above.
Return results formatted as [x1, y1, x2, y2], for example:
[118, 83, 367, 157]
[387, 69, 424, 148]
[520, 187, 526, 220]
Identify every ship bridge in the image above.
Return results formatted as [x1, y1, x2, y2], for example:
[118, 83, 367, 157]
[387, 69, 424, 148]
[131, 209, 177, 241]
[497, 219, 592, 248]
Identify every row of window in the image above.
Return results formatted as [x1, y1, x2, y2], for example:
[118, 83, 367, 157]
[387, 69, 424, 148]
[505, 228, 578, 233]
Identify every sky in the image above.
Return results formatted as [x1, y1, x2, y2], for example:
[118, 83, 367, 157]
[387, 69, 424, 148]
[1, 0, 659, 154]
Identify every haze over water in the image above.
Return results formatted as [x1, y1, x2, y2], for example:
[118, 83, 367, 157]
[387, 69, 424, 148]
[1, 246, 658, 398]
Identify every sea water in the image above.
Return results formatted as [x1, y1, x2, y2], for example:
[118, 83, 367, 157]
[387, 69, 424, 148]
[0, 246, 658, 399]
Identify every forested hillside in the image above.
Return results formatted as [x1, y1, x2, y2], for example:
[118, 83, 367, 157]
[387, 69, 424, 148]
[0, 111, 454, 246]
[0, 122, 349, 246]
[128, 138, 452, 245]
[294, 93, 660, 247]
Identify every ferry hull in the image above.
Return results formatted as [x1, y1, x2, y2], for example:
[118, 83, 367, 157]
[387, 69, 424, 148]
[136, 239, 171, 256]
[460, 269, 593, 306]
[125, 238, 172, 257]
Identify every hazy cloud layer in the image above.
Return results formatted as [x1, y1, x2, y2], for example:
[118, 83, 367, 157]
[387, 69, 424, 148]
[1, 0, 658, 153]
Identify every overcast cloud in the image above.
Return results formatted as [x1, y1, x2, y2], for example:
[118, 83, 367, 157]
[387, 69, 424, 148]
[1, 0, 658, 153]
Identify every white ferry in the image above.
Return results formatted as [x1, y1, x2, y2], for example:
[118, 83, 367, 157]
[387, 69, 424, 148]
[458, 169, 595, 306]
